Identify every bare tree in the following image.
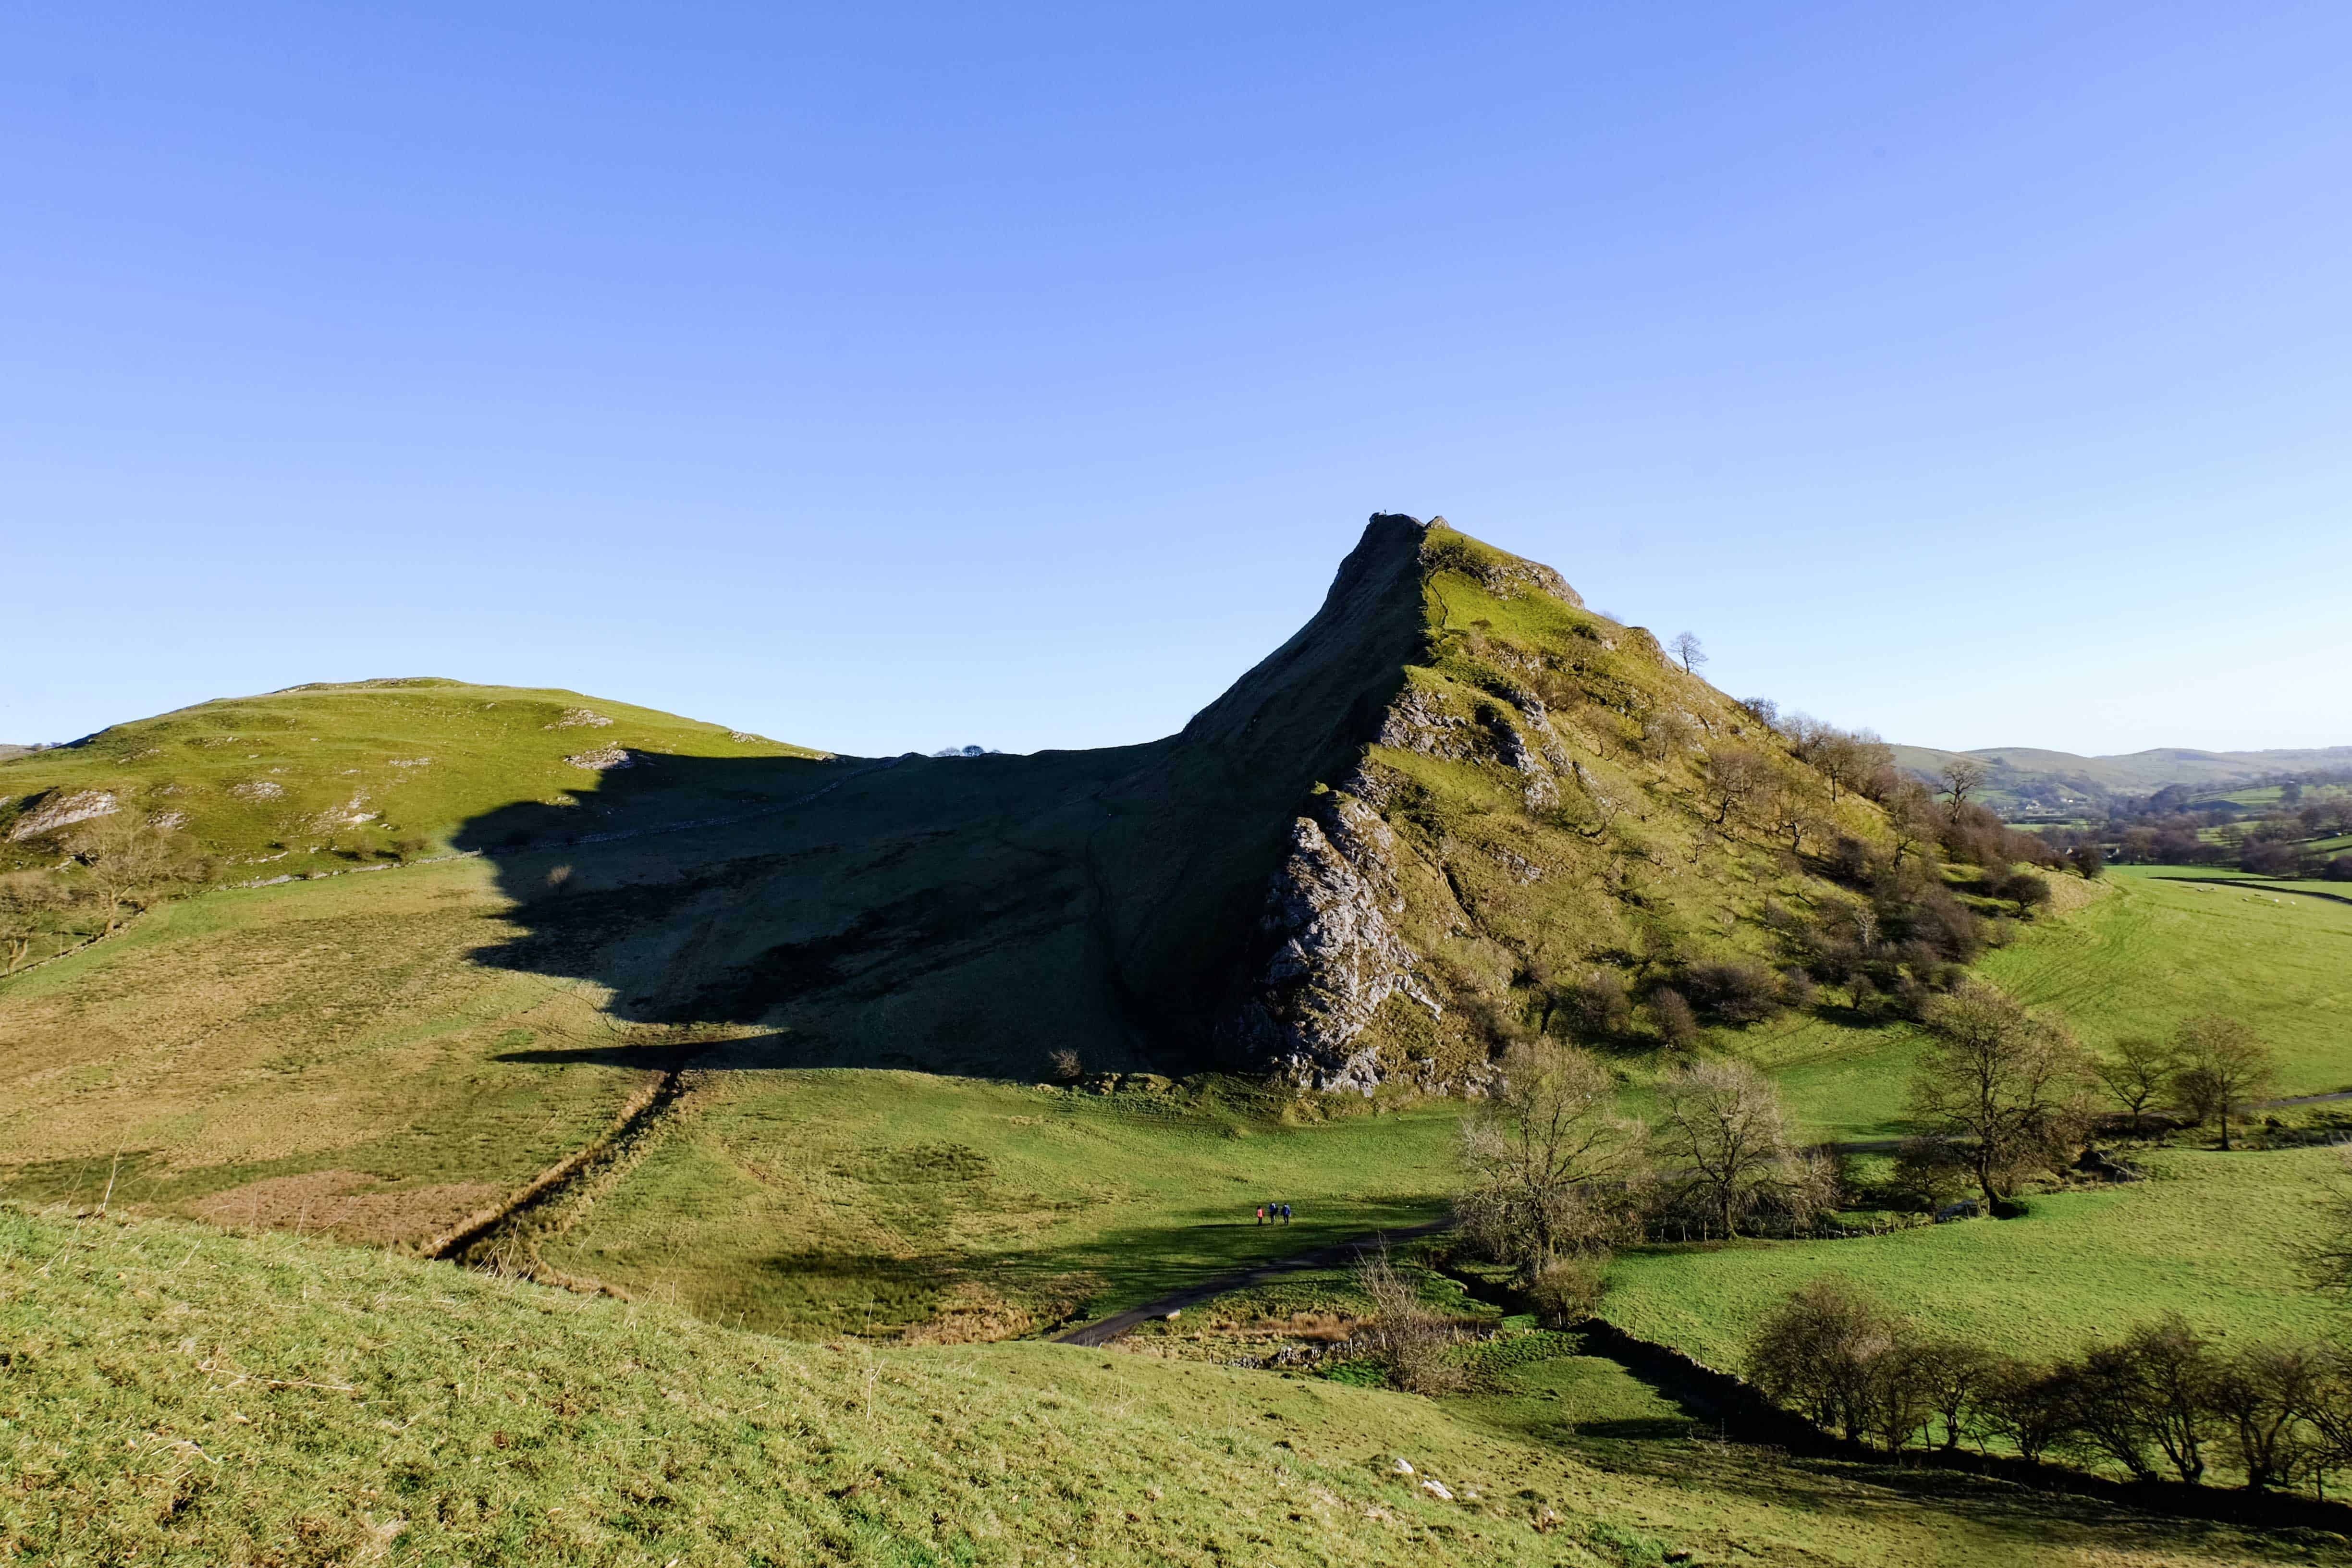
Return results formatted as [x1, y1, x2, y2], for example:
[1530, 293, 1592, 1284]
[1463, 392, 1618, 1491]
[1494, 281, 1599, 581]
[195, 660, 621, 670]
[2211, 1342, 2324, 1490]
[1458, 1040, 1647, 1278]
[1702, 746, 1774, 829]
[2171, 1015, 2274, 1152]
[1653, 1059, 1804, 1238]
[1939, 757, 1989, 823]
[1667, 631, 1707, 674]
[1746, 1274, 1907, 1445]
[1764, 772, 1831, 856]
[1353, 1242, 1464, 1395]
[64, 814, 207, 931]
[2093, 1036, 2175, 1133]
[2306, 1148, 2352, 1297]
[0, 871, 68, 972]
[1908, 980, 2089, 1208]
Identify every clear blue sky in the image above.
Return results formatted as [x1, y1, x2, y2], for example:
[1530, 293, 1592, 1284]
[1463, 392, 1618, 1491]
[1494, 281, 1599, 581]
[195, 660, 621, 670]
[5, 3, 2348, 758]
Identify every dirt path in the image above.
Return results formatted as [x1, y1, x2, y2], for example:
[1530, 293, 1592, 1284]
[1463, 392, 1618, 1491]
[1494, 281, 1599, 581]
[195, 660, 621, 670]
[1051, 1217, 1454, 1347]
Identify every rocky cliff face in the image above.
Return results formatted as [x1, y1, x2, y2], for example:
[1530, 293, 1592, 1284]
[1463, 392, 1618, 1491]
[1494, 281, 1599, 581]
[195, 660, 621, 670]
[1226, 784, 1440, 1093]
[1219, 519, 1883, 1094]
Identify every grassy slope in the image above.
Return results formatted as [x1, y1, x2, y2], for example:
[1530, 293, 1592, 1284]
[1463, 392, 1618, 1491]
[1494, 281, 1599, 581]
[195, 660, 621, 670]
[0, 676, 826, 881]
[1599, 1146, 2345, 1373]
[1, 1205, 2307, 1568]
[533, 1073, 1462, 1338]
[1735, 865, 2352, 1141]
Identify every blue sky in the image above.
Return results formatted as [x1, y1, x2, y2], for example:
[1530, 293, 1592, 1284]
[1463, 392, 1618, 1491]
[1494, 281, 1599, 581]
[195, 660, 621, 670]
[5, 3, 2348, 757]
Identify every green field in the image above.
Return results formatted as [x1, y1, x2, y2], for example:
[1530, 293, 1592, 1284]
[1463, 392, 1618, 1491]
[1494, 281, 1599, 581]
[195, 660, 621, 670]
[3, 1204, 2311, 1567]
[534, 1069, 1464, 1337]
[1731, 865, 2352, 1141]
[1599, 1146, 2345, 1373]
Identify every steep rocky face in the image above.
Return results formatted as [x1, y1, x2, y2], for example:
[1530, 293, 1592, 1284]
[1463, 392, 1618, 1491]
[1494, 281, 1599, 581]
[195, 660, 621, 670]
[1225, 786, 1439, 1093]
[1221, 520, 1886, 1094]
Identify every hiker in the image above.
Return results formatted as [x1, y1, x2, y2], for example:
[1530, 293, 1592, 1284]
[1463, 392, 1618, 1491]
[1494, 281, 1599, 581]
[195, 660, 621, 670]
[1282, 1203, 1292, 1225]
[1255, 1205, 1265, 1226]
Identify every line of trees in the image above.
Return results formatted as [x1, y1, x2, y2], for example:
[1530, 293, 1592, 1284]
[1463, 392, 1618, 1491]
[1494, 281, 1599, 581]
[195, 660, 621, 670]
[1454, 1041, 1837, 1321]
[1750, 1276, 2352, 1494]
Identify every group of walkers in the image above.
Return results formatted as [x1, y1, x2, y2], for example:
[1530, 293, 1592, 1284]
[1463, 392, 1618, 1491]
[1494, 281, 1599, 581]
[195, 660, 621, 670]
[1254, 1202, 1292, 1225]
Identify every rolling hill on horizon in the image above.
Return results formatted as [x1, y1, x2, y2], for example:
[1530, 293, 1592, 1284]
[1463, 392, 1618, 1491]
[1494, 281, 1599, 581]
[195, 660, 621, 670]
[1887, 740, 2352, 813]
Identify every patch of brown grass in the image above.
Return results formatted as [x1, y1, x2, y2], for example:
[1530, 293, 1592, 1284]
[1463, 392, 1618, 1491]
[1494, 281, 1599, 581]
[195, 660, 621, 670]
[193, 1170, 500, 1247]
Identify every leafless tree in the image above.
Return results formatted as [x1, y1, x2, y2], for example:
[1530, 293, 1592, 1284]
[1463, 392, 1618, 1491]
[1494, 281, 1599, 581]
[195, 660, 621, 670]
[1764, 772, 1831, 855]
[2093, 1036, 2176, 1132]
[2171, 1015, 2274, 1151]
[1354, 1242, 1464, 1395]
[1909, 980, 2089, 1208]
[0, 871, 68, 972]
[1667, 631, 1707, 674]
[2211, 1342, 2324, 1490]
[1458, 1040, 1647, 1278]
[63, 814, 208, 931]
[1939, 757, 1989, 823]
[1702, 746, 1774, 829]
[1653, 1059, 1804, 1238]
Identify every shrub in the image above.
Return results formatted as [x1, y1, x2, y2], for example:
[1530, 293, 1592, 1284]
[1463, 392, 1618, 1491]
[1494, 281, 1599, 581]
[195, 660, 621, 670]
[1354, 1247, 1465, 1396]
[1527, 1255, 1610, 1327]
[1649, 988, 1700, 1049]
[1681, 961, 1781, 1025]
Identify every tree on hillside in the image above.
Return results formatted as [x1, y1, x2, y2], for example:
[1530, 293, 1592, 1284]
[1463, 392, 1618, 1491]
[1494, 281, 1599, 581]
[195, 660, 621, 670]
[0, 870, 69, 972]
[2093, 1036, 2176, 1133]
[1702, 746, 1774, 829]
[1908, 980, 2089, 1208]
[1746, 1274, 1907, 1445]
[1653, 1059, 1816, 1238]
[63, 813, 208, 931]
[1939, 758, 1989, 823]
[1763, 772, 1832, 856]
[1667, 631, 1707, 673]
[1458, 1040, 1647, 1279]
[2171, 1015, 2274, 1152]
[1882, 780, 1942, 868]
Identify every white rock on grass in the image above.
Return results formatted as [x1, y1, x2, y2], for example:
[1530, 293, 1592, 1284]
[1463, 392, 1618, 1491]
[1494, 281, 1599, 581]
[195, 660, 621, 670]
[1390, 1458, 1414, 1476]
[7, 789, 119, 841]
[1420, 1480, 1454, 1501]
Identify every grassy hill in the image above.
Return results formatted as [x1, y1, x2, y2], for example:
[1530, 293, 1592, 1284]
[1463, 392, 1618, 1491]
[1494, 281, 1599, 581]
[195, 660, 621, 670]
[2, 516, 1912, 1324]
[0, 675, 827, 882]
[1888, 741, 2352, 814]
[3, 1203, 2308, 1567]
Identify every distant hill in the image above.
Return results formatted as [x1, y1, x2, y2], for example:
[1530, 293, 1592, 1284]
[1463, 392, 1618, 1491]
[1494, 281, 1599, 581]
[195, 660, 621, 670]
[0, 745, 31, 762]
[1888, 741, 2352, 814]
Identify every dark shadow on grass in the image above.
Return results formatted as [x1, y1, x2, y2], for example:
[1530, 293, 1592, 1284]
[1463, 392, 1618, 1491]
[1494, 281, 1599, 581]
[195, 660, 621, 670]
[447, 518, 1435, 1081]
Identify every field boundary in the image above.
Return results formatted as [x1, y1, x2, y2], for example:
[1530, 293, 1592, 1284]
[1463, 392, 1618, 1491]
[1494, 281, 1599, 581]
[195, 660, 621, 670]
[1052, 1217, 1454, 1346]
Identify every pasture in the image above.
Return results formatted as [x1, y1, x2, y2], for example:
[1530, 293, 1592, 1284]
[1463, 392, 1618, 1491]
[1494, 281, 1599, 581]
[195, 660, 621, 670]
[2, 1203, 2309, 1568]
[1598, 1146, 2346, 1372]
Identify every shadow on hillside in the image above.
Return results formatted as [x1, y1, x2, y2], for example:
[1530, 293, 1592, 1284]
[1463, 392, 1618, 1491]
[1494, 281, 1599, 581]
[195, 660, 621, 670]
[452, 517, 1434, 1078]
[449, 747, 1160, 1060]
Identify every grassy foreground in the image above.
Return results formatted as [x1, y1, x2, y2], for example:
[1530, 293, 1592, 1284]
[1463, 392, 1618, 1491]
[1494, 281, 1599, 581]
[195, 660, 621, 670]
[1, 1206, 2317, 1567]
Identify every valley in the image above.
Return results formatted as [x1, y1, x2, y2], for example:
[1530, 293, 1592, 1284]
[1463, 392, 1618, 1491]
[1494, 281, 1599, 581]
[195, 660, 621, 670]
[7, 517, 2352, 1564]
